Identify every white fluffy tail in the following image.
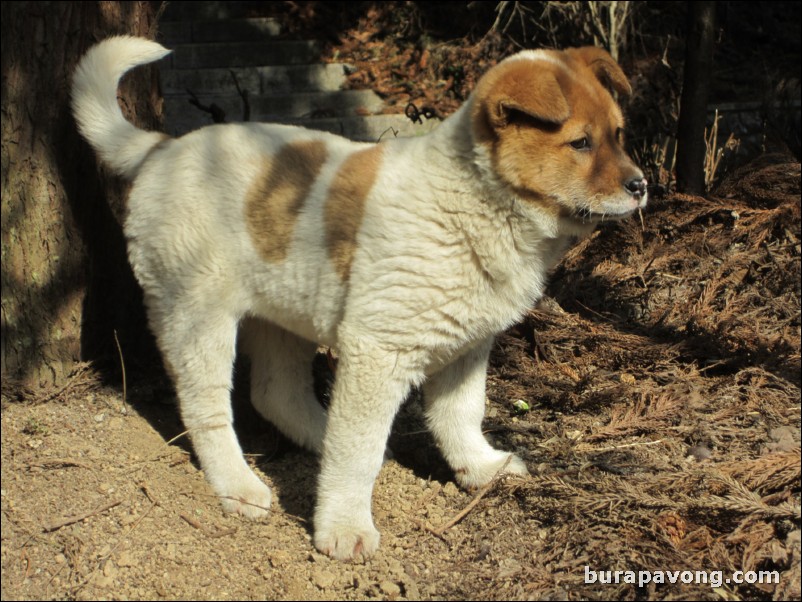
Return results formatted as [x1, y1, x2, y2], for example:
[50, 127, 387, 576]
[71, 36, 172, 179]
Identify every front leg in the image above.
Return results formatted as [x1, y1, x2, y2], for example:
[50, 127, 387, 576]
[423, 338, 529, 488]
[314, 338, 418, 560]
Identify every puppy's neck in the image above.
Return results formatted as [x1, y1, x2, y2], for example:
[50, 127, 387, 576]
[400, 102, 592, 286]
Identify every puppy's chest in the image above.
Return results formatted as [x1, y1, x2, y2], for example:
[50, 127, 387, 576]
[350, 224, 551, 357]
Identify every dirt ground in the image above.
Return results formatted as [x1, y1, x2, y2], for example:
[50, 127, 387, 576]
[2, 154, 799, 601]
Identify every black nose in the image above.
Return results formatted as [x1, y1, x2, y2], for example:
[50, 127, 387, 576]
[625, 177, 647, 199]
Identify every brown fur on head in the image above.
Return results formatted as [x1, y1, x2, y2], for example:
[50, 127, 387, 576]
[471, 47, 644, 221]
[564, 46, 633, 97]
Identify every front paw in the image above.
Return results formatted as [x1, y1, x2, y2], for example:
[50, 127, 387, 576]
[499, 452, 529, 478]
[215, 472, 272, 519]
[456, 451, 529, 489]
[314, 522, 380, 561]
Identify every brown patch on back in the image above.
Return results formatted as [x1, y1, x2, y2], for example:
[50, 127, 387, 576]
[246, 140, 328, 262]
[325, 145, 383, 280]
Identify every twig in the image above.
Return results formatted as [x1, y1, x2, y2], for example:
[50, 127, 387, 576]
[180, 513, 237, 538]
[30, 363, 94, 405]
[229, 70, 251, 121]
[43, 499, 122, 533]
[275, 508, 308, 525]
[432, 456, 513, 536]
[180, 513, 204, 530]
[433, 482, 494, 535]
[45, 562, 68, 598]
[377, 126, 400, 142]
[410, 516, 448, 541]
[140, 483, 161, 506]
[28, 458, 92, 470]
[207, 527, 238, 539]
[164, 429, 191, 447]
[113, 330, 127, 410]
[127, 500, 159, 532]
[577, 439, 665, 454]
[187, 89, 227, 123]
[216, 494, 270, 515]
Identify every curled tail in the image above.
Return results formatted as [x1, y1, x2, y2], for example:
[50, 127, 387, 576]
[71, 36, 172, 179]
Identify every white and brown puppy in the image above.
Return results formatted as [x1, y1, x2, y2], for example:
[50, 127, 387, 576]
[72, 37, 647, 560]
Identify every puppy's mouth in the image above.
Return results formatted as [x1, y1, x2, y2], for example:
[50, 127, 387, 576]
[574, 206, 639, 224]
[573, 195, 647, 224]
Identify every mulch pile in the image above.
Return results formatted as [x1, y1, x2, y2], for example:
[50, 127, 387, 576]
[478, 155, 801, 600]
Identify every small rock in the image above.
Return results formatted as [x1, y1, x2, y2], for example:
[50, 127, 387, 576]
[94, 574, 114, 589]
[268, 551, 290, 567]
[312, 568, 336, 589]
[103, 562, 118, 578]
[387, 558, 404, 577]
[163, 543, 177, 560]
[442, 482, 459, 497]
[687, 445, 713, 461]
[120, 513, 138, 526]
[380, 580, 401, 598]
[402, 575, 421, 601]
[765, 426, 798, 453]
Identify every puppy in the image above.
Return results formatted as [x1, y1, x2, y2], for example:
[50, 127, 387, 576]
[72, 37, 647, 560]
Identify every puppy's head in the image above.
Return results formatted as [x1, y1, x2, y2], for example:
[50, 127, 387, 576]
[471, 47, 647, 223]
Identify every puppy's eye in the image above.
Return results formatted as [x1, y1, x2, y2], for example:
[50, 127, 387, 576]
[570, 137, 591, 150]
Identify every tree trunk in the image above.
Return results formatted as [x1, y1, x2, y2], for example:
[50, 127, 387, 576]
[1, 1, 163, 389]
[675, 1, 716, 194]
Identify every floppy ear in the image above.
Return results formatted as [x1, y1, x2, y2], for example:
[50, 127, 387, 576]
[480, 60, 571, 129]
[567, 46, 632, 97]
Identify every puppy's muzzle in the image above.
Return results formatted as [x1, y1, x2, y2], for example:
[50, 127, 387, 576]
[625, 177, 648, 210]
[625, 177, 648, 202]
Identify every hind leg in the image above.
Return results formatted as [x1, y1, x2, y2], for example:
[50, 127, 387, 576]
[153, 302, 272, 519]
[240, 319, 327, 453]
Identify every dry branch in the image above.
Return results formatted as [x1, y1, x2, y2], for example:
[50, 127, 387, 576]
[433, 456, 514, 535]
[180, 513, 237, 538]
[43, 500, 122, 533]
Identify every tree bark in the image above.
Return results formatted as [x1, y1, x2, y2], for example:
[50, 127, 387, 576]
[675, 1, 716, 194]
[1, 1, 163, 388]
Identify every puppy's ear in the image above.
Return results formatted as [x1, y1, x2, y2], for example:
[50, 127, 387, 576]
[476, 60, 570, 132]
[567, 46, 632, 97]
